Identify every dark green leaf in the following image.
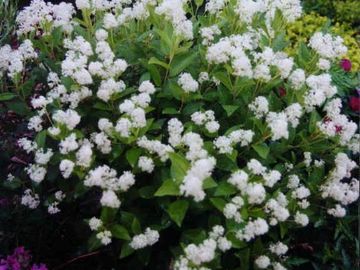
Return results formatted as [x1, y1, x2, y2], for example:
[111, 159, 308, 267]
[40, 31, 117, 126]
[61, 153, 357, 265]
[154, 179, 180, 196]
[0, 92, 16, 101]
[252, 143, 270, 159]
[111, 224, 131, 240]
[167, 200, 189, 227]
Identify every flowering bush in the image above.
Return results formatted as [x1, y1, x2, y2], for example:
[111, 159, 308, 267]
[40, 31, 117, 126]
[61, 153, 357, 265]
[0, 0, 359, 269]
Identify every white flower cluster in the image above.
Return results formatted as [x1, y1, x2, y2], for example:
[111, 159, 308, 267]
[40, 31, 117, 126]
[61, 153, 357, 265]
[320, 153, 359, 211]
[304, 74, 337, 111]
[200, 25, 221, 46]
[16, 0, 75, 35]
[116, 80, 156, 136]
[62, 36, 94, 85]
[84, 165, 136, 208]
[137, 136, 173, 162]
[138, 156, 155, 173]
[168, 118, 184, 147]
[178, 73, 199, 93]
[48, 190, 66, 214]
[214, 129, 254, 154]
[265, 193, 290, 225]
[0, 40, 37, 79]
[174, 225, 231, 269]
[129, 228, 160, 250]
[89, 30, 128, 80]
[235, 0, 302, 24]
[191, 110, 220, 133]
[249, 96, 269, 119]
[155, 0, 193, 40]
[19, 137, 54, 184]
[317, 98, 357, 145]
[236, 217, 269, 241]
[21, 189, 40, 209]
[180, 157, 216, 202]
[269, 241, 289, 256]
[309, 32, 347, 60]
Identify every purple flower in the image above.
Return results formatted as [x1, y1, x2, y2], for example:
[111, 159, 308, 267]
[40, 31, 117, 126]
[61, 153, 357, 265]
[340, 59, 352, 72]
[31, 264, 47, 270]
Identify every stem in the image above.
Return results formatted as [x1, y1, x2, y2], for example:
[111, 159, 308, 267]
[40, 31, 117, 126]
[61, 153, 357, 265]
[53, 251, 101, 270]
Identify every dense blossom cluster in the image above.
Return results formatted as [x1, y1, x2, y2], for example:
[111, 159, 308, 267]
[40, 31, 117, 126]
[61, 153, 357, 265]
[1, 0, 359, 268]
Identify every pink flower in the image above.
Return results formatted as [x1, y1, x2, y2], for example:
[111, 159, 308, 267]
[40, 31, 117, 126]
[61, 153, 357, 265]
[340, 59, 352, 72]
[278, 87, 286, 97]
[349, 96, 360, 112]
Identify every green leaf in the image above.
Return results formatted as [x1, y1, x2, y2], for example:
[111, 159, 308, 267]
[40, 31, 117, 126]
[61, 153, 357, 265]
[111, 224, 131, 240]
[210, 198, 226, 212]
[170, 52, 198, 77]
[169, 152, 190, 184]
[120, 243, 134, 259]
[287, 257, 309, 266]
[148, 57, 170, 69]
[131, 218, 142, 234]
[154, 179, 180, 196]
[0, 92, 16, 101]
[222, 105, 239, 116]
[101, 207, 117, 224]
[167, 200, 189, 227]
[35, 130, 47, 148]
[194, 0, 204, 6]
[162, 107, 180, 115]
[203, 177, 218, 189]
[309, 110, 321, 133]
[214, 71, 232, 91]
[252, 143, 269, 159]
[88, 233, 102, 251]
[126, 148, 142, 167]
[214, 181, 237, 197]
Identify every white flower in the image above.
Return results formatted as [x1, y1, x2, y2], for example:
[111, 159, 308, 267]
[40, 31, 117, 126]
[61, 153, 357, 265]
[327, 204, 346, 218]
[115, 118, 132, 137]
[228, 170, 248, 190]
[138, 156, 155, 173]
[130, 228, 160, 250]
[59, 133, 79, 154]
[76, 141, 93, 167]
[139, 80, 156, 94]
[118, 171, 136, 191]
[247, 159, 266, 175]
[185, 239, 217, 265]
[89, 217, 103, 231]
[255, 255, 271, 269]
[59, 159, 75, 179]
[294, 211, 309, 226]
[309, 32, 347, 60]
[100, 190, 121, 208]
[178, 73, 199, 93]
[249, 96, 269, 119]
[96, 230, 112, 245]
[266, 112, 289, 140]
[35, 148, 53, 165]
[245, 183, 266, 204]
[269, 242, 288, 256]
[25, 164, 47, 183]
[237, 218, 269, 241]
[263, 170, 281, 188]
[21, 189, 40, 209]
[53, 109, 81, 130]
[180, 157, 216, 202]
[289, 68, 306, 90]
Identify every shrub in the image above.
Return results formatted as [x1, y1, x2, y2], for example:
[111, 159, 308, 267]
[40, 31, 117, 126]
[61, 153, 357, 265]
[0, 0, 359, 269]
[302, 0, 360, 26]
